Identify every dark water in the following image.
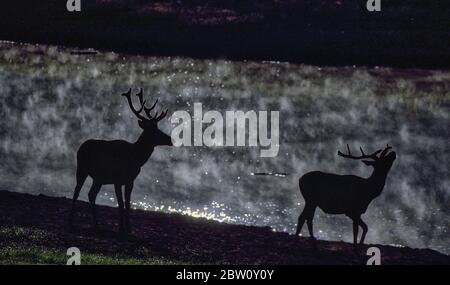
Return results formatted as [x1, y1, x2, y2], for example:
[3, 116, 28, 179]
[0, 42, 448, 254]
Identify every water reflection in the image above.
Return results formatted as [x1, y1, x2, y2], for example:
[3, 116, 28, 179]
[0, 42, 448, 253]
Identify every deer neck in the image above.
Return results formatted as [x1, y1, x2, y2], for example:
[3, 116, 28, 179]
[133, 132, 155, 167]
[367, 167, 390, 197]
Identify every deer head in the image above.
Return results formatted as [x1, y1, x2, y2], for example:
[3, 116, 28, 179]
[338, 144, 396, 171]
[121, 88, 172, 147]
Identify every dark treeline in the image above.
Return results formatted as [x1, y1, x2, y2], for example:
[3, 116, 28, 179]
[1, 0, 449, 68]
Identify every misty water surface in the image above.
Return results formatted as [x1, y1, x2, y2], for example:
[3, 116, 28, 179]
[0, 42, 448, 253]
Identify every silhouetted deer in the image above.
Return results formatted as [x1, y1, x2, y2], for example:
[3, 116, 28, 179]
[296, 144, 396, 244]
[69, 88, 172, 233]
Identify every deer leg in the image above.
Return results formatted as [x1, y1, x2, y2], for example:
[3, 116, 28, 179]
[296, 211, 307, 236]
[69, 170, 88, 226]
[88, 181, 102, 229]
[124, 183, 133, 233]
[352, 218, 359, 245]
[305, 205, 317, 239]
[114, 184, 125, 233]
[358, 217, 368, 244]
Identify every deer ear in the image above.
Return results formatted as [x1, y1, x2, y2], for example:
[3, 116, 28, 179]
[138, 120, 145, 129]
[362, 160, 375, 166]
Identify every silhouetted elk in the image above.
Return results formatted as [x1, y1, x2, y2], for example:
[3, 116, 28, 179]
[296, 144, 396, 244]
[69, 88, 172, 233]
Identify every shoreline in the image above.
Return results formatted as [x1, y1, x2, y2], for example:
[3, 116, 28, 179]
[1, 190, 449, 265]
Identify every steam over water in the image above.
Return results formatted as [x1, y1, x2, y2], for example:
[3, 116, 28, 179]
[0, 42, 448, 254]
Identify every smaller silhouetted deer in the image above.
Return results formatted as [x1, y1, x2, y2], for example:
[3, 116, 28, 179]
[69, 88, 172, 233]
[296, 144, 396, 244]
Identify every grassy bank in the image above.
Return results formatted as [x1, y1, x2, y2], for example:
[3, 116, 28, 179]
[0, 245, 178, 265]
[1, 191, 449, 265]
[0, 226, 183, 265]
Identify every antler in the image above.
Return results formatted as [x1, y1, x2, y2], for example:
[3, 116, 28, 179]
[143, 96, 168, 122]
[155, 109, 169, 122]
[379, 144, 392, 158]
[135, 88, 147, 106]
[122, 88, 168, 122]
[135, 88, 160, 119]
[122, 88, 147, 121]
[337, 144, 382, 160]
[143, 99, 159, 118]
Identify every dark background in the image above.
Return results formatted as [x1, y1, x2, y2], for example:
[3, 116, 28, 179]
[1, 0, 449, 68]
